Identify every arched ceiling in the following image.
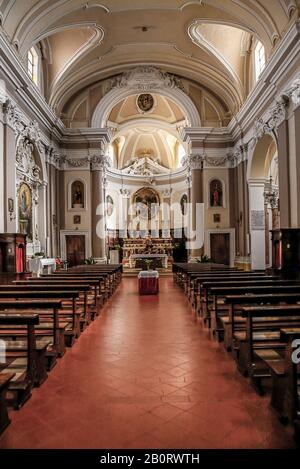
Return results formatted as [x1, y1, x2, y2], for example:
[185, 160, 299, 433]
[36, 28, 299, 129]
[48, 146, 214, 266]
[0, 0, 298, 117]
[108, 94, 185, 125]
[112, 126, 182, 171]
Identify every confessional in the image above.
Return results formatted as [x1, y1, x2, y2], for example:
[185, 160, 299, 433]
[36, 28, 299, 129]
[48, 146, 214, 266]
[271, 229, 300, 275]
[0, 233, 27, 273]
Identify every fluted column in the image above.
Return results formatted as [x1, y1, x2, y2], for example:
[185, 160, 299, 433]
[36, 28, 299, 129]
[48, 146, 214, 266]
[91, 156, 106, 261]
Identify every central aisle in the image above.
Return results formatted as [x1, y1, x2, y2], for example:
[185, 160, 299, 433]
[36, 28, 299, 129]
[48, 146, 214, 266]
[0, 277, 295, 449]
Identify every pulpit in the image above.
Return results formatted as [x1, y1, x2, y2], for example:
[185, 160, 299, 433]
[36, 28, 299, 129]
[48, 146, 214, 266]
[138, 270, 159, 295]
[0, 233, 27, 273]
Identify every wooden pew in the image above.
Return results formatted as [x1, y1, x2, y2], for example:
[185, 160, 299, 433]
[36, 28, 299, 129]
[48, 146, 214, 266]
[209, 285, 300, 336]
[0, 312, 47, 409]
[194, 275, 277, 318]
[8, 283, 93, 329]
[223, 293, 300, 352]
[237, 305, 300, 393]
[0, 373, 15, 434]
[15, 279, 101, 319]
[203, 280, 299, 331]
[190, 272, 268, 308]
[0, 283, 74, 354]
[44, 272, 109, 298]
[0, 300, 62, 374]
[39, 275, 107, 308]
[0, 291, 80, 342]
[253, 329, 300, 423]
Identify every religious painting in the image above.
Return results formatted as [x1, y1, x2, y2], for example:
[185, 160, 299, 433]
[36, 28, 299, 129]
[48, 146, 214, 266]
[71, 180, 84, 208]
[180, 194, 188, 215]
[210, 179, 223, 207]
[106, 195, 114, 217]
[133, 188, 159, 220]
[73, 215, 81, 225]
[213, 213, 221, 223]
[18, 183, 32, 241]
[137, 93, 154, 112]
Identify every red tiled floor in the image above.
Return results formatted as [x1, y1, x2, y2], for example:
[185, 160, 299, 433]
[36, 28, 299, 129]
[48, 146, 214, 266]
[0, 276, 296, 449]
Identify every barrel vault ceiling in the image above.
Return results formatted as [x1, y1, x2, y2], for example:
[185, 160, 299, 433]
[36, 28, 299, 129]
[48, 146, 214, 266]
[0, 0, 299, 119]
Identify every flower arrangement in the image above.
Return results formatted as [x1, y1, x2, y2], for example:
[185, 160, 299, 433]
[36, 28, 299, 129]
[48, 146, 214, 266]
[196, 255, 212, 263]
[55, 257, 63, 270]
[144, 259, 153, 271]
[84, 257, 96, 265]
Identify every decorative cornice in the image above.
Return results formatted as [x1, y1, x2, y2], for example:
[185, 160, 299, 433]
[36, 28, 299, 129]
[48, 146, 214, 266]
[204, 155, 228, 167]
[67, 157, 90, 168]
[253, 97, 288, 141]
[189, 153, 205, 170]
[104, 66, 186, 94]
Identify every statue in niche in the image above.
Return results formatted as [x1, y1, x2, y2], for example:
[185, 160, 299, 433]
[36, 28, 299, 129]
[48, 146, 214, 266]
[72, 181, 84, 208]
[18, 183, 32, 241]
[210, 179, 223, 207]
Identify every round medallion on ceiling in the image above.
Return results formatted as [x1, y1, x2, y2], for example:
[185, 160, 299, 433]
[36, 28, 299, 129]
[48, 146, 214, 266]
[137, 93, 154, 113]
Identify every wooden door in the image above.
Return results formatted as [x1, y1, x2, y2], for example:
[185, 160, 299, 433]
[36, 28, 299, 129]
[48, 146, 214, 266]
[210, 233, 230, 266]
[66, 235, 85, 267]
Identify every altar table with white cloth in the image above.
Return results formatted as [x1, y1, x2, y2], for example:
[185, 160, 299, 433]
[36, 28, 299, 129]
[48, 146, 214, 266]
[138, 270, 159, 295]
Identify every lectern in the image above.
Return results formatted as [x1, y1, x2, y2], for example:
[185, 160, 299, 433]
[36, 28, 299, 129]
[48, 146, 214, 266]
[0, 233, 27, 273]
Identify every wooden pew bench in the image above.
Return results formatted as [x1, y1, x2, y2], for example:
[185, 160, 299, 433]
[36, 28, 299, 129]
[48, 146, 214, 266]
[17, 279, 102, 318]
[190, 272, 268, 311]
[223, 293, 300, 352]
[10, 283, 93, 330]
[0, 299, 62, 370]
[0, 313, 48, 409]
[195, 274, 274, 319]
[0, 291, 80, 346]
[0, 373, 15, 434]
[252, 329, 300, 423]
[209, 284, 300, 337]
[236, 305, 300, 395]
[42, 275, 108, 306]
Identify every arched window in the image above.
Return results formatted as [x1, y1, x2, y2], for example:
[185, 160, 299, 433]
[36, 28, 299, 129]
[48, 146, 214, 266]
[254, 41, 266, 82]
[27, 47, 39, 85]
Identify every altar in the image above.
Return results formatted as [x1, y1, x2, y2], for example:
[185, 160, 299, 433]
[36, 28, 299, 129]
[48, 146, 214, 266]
[28, 257, 56, 276]
[129, 253, 168, 269]
[122, 237, 173, 268]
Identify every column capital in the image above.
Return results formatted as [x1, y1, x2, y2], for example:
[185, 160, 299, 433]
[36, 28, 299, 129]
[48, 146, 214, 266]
[283, 74, 300, 107]
[189, 153, 205, 170]
[90, 154, 108, 171]
[120, 188, 131, 198]
[161, 188, 172, 198]
[253, 97, 288, 142]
